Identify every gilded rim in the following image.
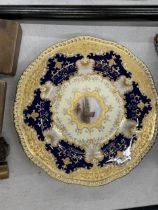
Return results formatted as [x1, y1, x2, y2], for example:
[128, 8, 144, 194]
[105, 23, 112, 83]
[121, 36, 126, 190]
[14, 36, 158, 186]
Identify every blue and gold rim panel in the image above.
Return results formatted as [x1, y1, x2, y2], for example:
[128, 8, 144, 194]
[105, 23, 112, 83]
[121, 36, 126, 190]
[14, 36, 158, 186]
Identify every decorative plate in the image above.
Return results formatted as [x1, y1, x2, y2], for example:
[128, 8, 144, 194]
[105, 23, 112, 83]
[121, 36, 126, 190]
[14, 36, 158, 186]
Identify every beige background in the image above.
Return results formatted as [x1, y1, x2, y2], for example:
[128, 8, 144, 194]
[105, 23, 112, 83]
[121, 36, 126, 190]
[0, 1, 158, 210]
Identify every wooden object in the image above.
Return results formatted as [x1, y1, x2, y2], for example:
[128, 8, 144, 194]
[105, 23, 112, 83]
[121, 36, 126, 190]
[0, 137, 9, 161]
[0, 5, 158, 20]
[0, 163, 9, 179]
[0, 19, 22, 75]
[0, 80, 6, 134]
[0, 137, 9, 179]
[0, 82, 8, 179]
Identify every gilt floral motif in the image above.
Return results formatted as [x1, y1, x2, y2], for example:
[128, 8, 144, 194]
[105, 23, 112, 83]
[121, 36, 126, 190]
[14, 36, 157, 186]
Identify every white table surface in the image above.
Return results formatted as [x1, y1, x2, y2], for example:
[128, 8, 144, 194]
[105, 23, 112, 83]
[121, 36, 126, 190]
[0, 3, 158, 210]
[0, 0, 158, 5]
